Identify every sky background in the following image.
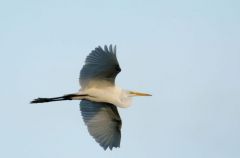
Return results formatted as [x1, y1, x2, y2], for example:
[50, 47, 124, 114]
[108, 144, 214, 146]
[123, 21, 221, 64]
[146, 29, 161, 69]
[1, 0, 240, 157]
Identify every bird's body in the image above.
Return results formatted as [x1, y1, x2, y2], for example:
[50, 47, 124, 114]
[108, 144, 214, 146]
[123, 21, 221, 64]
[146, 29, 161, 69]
[31, 45, 151, 150]
[78, 86, 132, 108]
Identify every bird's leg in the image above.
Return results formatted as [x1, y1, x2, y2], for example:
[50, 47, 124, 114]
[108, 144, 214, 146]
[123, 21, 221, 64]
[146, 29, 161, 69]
[30, 93, 88, 104]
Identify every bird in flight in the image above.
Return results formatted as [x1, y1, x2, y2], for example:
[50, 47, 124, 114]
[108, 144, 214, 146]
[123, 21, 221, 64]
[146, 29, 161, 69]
[31, 45, 151, 150]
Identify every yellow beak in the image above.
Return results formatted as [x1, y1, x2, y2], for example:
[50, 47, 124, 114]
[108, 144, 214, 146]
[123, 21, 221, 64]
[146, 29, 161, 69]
[129, 91, 152, 96]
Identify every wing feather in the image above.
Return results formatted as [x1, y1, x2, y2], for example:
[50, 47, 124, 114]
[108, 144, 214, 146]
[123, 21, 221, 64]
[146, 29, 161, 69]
[79, 45, 121, 88]
[80, 100, 122, 150]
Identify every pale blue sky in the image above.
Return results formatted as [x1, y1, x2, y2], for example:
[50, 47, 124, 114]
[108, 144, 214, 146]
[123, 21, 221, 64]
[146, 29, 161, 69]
[1, 0, 240, 157]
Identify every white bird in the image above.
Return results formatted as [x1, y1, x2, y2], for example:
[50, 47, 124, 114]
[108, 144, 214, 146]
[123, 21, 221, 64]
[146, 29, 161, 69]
[31, 45, 151, 150]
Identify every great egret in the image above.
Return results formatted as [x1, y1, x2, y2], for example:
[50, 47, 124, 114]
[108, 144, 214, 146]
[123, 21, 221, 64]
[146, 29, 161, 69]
[31, 45, 151, 150]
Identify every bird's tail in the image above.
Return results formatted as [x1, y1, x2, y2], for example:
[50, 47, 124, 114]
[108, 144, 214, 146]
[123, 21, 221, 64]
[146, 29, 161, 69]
[30, 94, 88, 104]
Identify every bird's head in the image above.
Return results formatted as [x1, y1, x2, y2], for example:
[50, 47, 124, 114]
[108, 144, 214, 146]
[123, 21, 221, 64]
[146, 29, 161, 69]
[117, 90, 151, 108]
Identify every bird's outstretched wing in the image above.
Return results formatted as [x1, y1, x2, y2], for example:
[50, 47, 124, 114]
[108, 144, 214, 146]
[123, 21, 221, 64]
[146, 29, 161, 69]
[80, 100, 122, 150]
[79, 45, 121, 88]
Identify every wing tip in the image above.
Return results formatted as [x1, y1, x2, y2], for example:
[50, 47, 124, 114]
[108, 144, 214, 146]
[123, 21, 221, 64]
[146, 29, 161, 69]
[96, 44, 117, 55]
[100, 144, 120, 151]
